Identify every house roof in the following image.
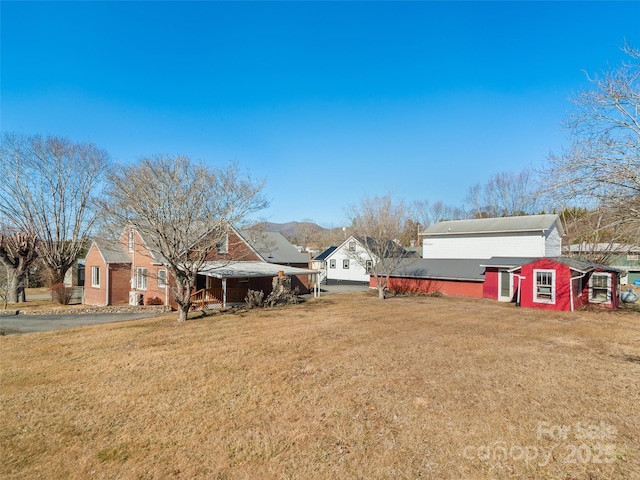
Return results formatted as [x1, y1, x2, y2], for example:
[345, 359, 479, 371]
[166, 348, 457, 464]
[240, 230, 310, 264]
[327, 235, 411, 260]
[421, 214, 564, 237]
[384, 258, 487, 282]
[199, 261, 317, 278]
[565, 242, 640, 254]
[313, 246, 337, 261]
[481, 256, 622, 274]
[92, 238, 131, 264]
[540, 257, 622, 274]
[480, 257, 539, 269]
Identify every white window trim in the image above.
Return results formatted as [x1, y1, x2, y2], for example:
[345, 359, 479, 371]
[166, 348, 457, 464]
[158, 269, 167, 288]
[137, 267, 148, 290]
[343, 259, 349, 269]
[589, 272, 612, 304]
[91, 266, 100, 288]
[533, 269, 555, 304]
[216, 234, 229, 254]
[329, 259, 336, 269]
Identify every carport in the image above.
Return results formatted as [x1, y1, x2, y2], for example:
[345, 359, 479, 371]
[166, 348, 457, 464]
[192, 261, 319, 309]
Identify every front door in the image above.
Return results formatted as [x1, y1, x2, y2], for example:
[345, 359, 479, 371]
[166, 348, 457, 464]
[498, 270, 513, 302]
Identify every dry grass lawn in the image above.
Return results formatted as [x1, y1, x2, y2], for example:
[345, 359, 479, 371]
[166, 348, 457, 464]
[1, 293, 639, 479]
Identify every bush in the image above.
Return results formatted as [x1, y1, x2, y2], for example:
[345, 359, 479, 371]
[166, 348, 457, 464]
[245, 290, 264, 309]
[145, 296, 164, 306]
[51, 283, 73, 305]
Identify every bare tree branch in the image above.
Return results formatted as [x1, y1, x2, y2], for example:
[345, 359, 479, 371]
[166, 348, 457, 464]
[102, 155, 267, 321]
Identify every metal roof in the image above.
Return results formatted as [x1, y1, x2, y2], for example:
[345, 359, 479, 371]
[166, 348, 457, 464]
[384, 258, 487, 282]
[421, 214, 564, 236]
[199, 261, 317, 278]
[565, 242, 640, 253]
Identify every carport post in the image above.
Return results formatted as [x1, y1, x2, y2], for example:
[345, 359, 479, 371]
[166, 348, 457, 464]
[222, 277, 227, 307]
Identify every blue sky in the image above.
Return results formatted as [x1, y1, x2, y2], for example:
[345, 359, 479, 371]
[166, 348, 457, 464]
[2, 1, 639, 226]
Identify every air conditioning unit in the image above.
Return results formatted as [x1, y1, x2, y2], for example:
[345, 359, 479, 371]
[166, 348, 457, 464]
[129, 291, 143, 306]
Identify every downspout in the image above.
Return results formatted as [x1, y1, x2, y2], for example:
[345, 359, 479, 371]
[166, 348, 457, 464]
[105, 262, 110, 307]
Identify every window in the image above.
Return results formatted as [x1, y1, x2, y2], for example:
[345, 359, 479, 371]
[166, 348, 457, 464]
[137, 267, 148, 290]
[216, 234, 229, 254]
[589, 273, 612, 303]
[366, 260, 373, 274]
[348, 241, 356, 253]
[91, 266, 100, 287]
[534, 269, 555, 303]
[343, 259, 349, 269]
[330, 259, 336, 269]
[128, 230, 134, 253]
[158, 269, 167, 288]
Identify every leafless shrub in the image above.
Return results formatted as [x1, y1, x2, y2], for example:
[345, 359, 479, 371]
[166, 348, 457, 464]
[244, 289, 264, 309]
[50, 283, 73, 305]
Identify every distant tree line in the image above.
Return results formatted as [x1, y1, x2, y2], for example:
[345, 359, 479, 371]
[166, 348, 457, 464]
[2, 43, 637, 305]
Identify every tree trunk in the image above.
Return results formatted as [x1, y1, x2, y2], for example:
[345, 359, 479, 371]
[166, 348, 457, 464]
[6, 270, 27, 303]
[378, 286, 385, 300]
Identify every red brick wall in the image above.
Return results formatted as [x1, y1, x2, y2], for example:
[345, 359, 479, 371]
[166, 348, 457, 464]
[110, 265, 132, 305]
[84, 243, 108, 306]
[122, 228, 171, 306]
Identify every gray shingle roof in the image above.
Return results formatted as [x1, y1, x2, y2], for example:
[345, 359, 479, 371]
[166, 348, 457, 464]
[92, 238, 131, 264]
[240, 230, 309, 264]
[385, 258, 487, 281]
[422, 214, 563, 236]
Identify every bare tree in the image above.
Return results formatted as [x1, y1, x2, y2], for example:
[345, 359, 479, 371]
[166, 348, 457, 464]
[103, 155, 267, 321]
[0, 133, 110, 284]
[410, 199, 466, 230]
[545, 43, 640, 233]
[465, 167, 543, 218]
[0, 229, 38, 303]
[346, 194, 410, 300]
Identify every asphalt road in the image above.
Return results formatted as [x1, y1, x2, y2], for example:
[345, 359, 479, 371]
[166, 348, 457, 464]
[0, 284, 369, 336]
[0, 312, 166, 335]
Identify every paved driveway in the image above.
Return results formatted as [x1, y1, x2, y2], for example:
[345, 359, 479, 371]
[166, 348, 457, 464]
[0, 312, 165, 335]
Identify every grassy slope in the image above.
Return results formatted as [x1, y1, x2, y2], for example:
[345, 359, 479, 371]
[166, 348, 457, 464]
[1, 293, 639, 479]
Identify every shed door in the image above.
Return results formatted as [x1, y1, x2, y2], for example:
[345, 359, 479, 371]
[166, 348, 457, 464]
[499, 270, 513, 302]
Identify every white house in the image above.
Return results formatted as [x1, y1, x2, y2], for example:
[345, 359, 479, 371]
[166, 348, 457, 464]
[421, 214, 564, 260]
[324, 236, 375, 285]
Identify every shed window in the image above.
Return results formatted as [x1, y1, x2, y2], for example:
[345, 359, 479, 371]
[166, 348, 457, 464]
[91, 266, 100, 288]
[589, 273, 612, 304]
[534, 269, 555, 304]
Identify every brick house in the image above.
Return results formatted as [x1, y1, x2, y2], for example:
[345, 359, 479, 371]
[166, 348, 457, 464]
[84, 226, 317, 309]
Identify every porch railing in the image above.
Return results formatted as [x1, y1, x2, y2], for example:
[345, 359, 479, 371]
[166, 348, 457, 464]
[189, 287, 249, 310]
